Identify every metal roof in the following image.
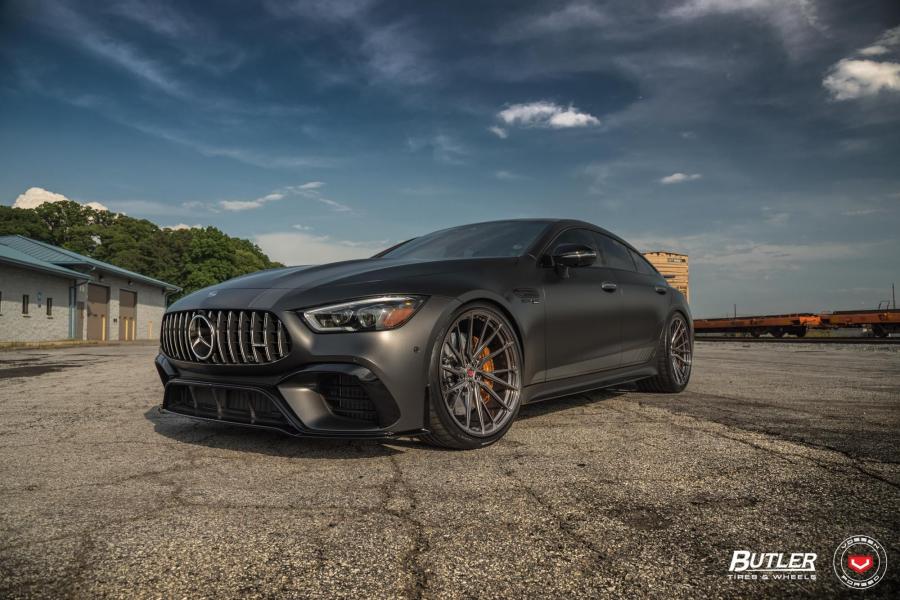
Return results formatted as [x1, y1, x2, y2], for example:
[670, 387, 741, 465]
[0, 235, 181, 291]
[0, 243, 90, 281]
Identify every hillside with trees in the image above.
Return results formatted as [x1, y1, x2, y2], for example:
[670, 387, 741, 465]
[0, 201, 281, 301]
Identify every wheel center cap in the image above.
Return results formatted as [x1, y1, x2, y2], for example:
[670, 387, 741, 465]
[466, 368, 476, 378]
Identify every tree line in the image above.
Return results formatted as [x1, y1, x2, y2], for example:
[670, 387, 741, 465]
[0, 201, 282, 301]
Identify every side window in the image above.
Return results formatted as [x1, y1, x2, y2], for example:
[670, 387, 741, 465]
[550, 229, 601, 267]
[596, 235, 634, 271]
[630, 250, 656, 275]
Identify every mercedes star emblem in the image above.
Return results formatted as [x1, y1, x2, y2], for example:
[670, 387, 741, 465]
[189, 314, 216, 360]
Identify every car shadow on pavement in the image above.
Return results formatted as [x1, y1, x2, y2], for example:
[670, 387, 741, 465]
[517, 387, 629, 420]
[143, 407, 404, 458]
[144, 387, 632, 456]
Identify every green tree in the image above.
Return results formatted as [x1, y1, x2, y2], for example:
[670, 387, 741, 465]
[0, 202, 282, 302]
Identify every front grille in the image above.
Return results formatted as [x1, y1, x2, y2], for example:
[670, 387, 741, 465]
[318, 373, 378, 423]
[161, 310, 291, 364]
[165, 384, 292, 429]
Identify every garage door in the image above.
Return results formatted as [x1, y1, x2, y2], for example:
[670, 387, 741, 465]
[119, 290, 137, 341]
[86, 284, 109, 341]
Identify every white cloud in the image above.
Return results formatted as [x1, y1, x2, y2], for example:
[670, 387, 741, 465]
[859, 45, 889, 57]
[488, 126, 508, 139]
[219, 183, 352, 212]
[669, 0, 824, 42]
[823, 59, 900, 101]
[660, 172, 702, 184]
[495, 170, 527, 181]
[12, 187, 108, 211]
[298, 181, 325, 190]
[220, 199, 266, 211]
[407, 134, 467, 165]
[255, 232, 385, 265]
[858, 26, 900, 57]
[762, 209, 790, 226]
[164, 223, 202, 230]
[13, 187, 70, 209]
[495, 2, 608, 43]
[497, 101, 600, 129]
[823, 27, 900, 101]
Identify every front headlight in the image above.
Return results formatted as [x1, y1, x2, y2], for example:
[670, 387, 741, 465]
[300, 296, 426, 332]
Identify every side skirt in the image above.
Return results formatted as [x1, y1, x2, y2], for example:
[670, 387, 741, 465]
[521, 363, 657, 404]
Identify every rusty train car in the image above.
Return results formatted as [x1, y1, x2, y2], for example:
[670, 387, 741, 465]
[694, 309, 900, 338]
[819, 309, 900, 338]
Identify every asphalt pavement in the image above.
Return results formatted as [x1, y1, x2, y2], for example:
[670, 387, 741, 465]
[0, 341, 897, 598]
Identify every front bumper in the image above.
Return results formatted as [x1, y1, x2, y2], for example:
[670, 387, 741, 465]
[155, 295, 459, 438]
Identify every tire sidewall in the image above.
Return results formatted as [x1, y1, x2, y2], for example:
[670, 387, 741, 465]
[662, 311, 691, 392]
[426, 302, 523, 448]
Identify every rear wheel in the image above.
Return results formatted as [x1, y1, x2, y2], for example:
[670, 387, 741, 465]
[636, 313, 692, 393]
[422, 304, 522, 449]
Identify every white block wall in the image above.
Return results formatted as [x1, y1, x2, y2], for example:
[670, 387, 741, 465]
[0, 264, 76, 342]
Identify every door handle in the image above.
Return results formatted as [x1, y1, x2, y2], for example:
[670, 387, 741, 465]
[601, 281, 617, 292]
[654, 286, 668, 295]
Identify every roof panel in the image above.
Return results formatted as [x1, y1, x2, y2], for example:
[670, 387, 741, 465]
[0, 235, 180, 291]
[0, 244, 90, 280]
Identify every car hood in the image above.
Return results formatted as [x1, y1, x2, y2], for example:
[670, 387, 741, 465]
[168, 257, 517, 311]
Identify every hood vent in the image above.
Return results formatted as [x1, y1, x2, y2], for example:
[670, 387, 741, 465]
[161, 310, 291, 365]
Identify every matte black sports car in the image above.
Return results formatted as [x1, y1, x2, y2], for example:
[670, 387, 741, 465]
[155, 219, 692, 449]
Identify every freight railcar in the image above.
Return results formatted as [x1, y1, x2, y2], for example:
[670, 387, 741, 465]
[819, 309, 900, 338]
[693, 314, 820, 338]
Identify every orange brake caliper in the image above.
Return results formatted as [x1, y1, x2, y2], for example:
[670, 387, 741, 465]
[474, 339, 495, 404]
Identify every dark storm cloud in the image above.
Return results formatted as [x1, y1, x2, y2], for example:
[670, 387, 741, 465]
[1, 0, 899, 314]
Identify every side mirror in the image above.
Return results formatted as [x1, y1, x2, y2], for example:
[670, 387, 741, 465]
[552, 244, 597, 268]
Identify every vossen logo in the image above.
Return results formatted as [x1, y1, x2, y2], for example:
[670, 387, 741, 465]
[727, 551, 817, 581]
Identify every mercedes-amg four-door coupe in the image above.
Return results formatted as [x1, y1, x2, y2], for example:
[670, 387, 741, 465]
[155, 219, 692, 449]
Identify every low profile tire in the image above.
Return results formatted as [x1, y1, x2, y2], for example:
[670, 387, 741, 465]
[636, 312, 693, 393]
[422, 303, 523, 449]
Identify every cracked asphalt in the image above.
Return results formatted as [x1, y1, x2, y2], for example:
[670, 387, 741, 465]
[0, 341, 898, 599]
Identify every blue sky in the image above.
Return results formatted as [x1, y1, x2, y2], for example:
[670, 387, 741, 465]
[1, 0, 898, 317]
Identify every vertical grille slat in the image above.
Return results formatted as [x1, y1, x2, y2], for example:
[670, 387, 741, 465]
[237, 311, 249, 363]
[174, 313, 184, 360]
[262, 313, 273, 363]
[183, 311, 193, 361]
[226, 311, 237, 363]
[250, 312, 260, 363]
[276, 321, 285, 358]
[161, 309, 291, 365]
[216, 311, 226, 364]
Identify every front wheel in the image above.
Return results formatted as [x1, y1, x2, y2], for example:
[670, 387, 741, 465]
[636, 312, 693, 393]
[422, 304, 523, 449]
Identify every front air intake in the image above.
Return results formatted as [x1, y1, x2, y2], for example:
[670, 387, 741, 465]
[161, 310, 291, 364]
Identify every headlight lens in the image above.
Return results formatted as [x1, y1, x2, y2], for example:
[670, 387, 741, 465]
[300, 296, 426, 332]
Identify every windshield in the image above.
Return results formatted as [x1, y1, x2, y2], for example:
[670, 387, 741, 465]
[380, 221, 549, 260]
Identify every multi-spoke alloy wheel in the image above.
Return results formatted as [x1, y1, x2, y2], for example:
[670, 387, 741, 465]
[669, 314, 692, 386]
[438, 309, 521, 437]
[636, 312, 693, 393]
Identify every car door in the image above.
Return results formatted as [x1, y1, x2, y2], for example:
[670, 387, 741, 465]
[542, 228, 623, 380]
[596, 234, 670, 365]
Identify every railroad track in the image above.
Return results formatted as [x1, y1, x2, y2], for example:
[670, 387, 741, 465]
[695, 336, 900, 345]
